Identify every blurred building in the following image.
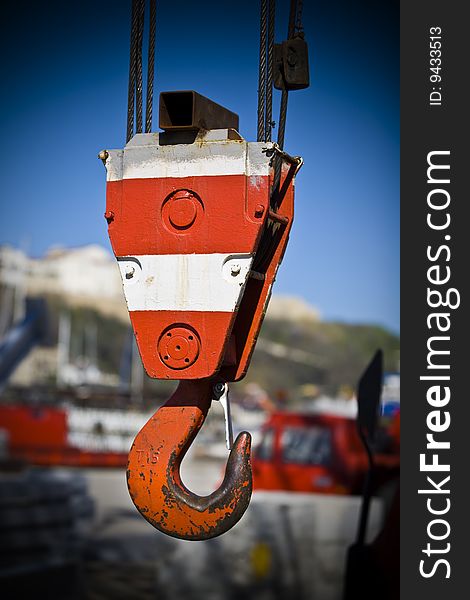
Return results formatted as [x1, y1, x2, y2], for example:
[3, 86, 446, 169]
[0, 245, 128, 388]
[265, 294, 320, 322]
[0, 244, 127, 323]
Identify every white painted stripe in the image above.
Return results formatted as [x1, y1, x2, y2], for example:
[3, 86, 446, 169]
[105, 133, 273, 181]
[117, 254, 253, 312]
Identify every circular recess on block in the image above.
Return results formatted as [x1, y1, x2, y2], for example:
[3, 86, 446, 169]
[162, 189, 203, 233]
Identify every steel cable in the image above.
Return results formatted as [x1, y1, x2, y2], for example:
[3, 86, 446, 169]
[254, 0, 300, 271]
[287, 0, 297, 38]
[126, 0, 139, 142]
[276, 0, 297, 152]
[257, 0, 268, 142]
[265, 0, 275, 142]
[295, 0, 304, 34]
[145, 0, 157, 133]
[135, 0, 145, 134]
[273, 0, 298, 199]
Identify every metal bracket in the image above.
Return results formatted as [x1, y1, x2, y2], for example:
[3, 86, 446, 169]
[262, 144, 304, 176]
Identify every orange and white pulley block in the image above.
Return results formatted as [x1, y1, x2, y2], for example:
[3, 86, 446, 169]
[100, 91, 302, 540]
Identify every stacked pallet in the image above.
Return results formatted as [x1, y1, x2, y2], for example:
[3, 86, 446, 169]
[0, 468, 94, 597]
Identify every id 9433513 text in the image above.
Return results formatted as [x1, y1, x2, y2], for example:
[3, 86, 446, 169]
[429, 26, 443, 106]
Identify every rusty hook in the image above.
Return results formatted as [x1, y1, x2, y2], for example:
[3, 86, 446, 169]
[127, 379, 252, 540]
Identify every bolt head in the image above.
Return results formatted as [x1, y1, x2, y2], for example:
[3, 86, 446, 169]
[125, 265, 135, 279]
[214, 383, 225, 395]
[230, 264, 241, 276]
[255, 204, 265, 218]
[104, 210, 114, 224]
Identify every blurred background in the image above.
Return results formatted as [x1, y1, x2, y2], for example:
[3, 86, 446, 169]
[0, 0, 399, 598]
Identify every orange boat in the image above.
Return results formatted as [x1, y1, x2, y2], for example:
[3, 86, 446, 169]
[0, 405, 127, 468]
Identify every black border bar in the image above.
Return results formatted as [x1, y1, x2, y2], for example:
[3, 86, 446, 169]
[401, 2, 468, 596]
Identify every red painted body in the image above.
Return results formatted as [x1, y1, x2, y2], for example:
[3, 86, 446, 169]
[106, 175, 268, 256]
[130, 310, 235, 379]
[106, 161, 297, 383]
[106, 174, 271, 380]
[252, 412, 400, 495]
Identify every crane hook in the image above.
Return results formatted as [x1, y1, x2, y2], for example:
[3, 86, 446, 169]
[127, 379, 252, 540]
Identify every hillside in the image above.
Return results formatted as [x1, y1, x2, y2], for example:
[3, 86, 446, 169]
[42, 294, 399, 399]
[247, 316, 399, 396]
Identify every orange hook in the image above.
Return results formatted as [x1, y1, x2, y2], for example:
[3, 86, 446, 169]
[127, 379, 252, 540]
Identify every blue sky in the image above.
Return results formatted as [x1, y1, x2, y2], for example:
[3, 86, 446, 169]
[0, 0, 399, 333]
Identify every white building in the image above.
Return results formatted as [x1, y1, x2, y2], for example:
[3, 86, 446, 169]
[0, 244, 127, 323]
